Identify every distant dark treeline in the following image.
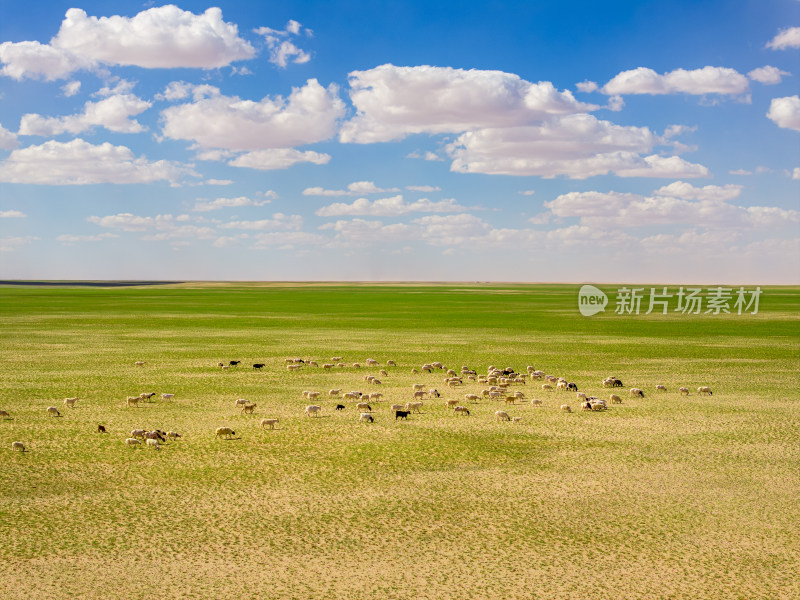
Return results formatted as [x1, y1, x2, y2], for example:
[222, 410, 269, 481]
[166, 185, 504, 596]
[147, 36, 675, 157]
[0, 281, 183, 287]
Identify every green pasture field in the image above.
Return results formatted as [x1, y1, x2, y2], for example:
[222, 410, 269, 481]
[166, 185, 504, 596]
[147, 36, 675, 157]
[0, 282, 798, 599]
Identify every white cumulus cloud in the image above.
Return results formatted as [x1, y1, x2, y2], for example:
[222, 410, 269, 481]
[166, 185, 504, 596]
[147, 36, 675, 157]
[191, 196, 272, 212]
[228, 149, 331, 170]
[255, 20, 312, 68]
[447, 114, 708, 179]
[19, 94, 151, 136]
[767, 27, 800, 50]
[340, 64, 596, 143]
[302, 181, 399, 196]
[160, 79, 344, 151]
[0, 139, 195, 185]
[747, 66, 790, 85]
[0, 210, 26, 218]
[602, 66, 750, 96]
[315, 195, 468, 217]
[767, 96, 800, 131]
[0, 122, 19, 149]
[0, 6, 255, 80]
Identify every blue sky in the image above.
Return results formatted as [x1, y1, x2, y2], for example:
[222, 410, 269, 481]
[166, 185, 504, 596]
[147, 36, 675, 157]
[0, 0, 798, 282]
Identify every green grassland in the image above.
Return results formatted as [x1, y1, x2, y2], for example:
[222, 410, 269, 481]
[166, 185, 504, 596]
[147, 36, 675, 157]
[0, 283, 798, 599]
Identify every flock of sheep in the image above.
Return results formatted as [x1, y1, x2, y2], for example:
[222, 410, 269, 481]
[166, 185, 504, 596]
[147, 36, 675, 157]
[4, 357, 713, 452]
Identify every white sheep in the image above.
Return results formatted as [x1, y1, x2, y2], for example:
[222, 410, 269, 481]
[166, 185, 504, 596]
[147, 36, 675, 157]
[134, 361, 145, 367]
[390, 404, 405, 412]
[412, 390, 426, 400]
[356, 402, 372, 412]
[513, 391, 525, 399]
[331, 356, 343, 361]
[260, 418, 279, 430]
[531, 398, 542, 406]
[680, 387, 690, 396]
[286, 364, 302, 371]
[235, 398, 249, 407]
[412, 384, 424, 391]
[131, 429, 147, 439]
[366, 358, 379, 366]
[577, 392, 587, 401]
[146, 439, 160, 450]
[47, 406, 61, 417]
[307, 392, 321, 400]
[63, 397, 78, 408]
[352, 363, 361, 369]
[656, 385, 667, 392]
[542, 384, 553, 391]
[464, 393, 480, 402]
[125, 438, 141, 447]
[329, 389, 342, 397]
[630, 388, 644, 398]
[445, 399, 459, 408]
[305, 405, 321, 417]
[698, 386, 713, 395]
[556, 381, 568, 391]
[242, 403, 256, 414]
[166, 431, 182, 441]
[126, 396, 140, 407]
[560, 404, 572, 413]
[161, 393, 175, 400]
[406, 401, 423, 413]
[454, 406, 470, 416]
[342, 392, 360, 400]
[359, 413, 374, 423]
[495, 410, 511, 421]
[610, 394, 622, 404]
[215, 427, 235, 439]
[512, 417, 522, 423]
[323, 364, 334, 370]
[11, 441, 25, 452]
[386, 360, 397, 366]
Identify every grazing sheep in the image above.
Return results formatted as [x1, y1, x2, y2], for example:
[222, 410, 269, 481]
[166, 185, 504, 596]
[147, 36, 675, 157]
[411, 368, 418, 374]
[406, 401, 423, 413]
[215, 427, 235, 439]
[560, 404, 572, 413]
[0, 410, 10, 418]
[610, 394, 622, 404]
[446, 399, 459, 408]
[556, 381, 568, 391]
[592, 401, 607, 411]
[359, 413, 374, 423]
[656, 385, 667, 392]
[395, 410, 410, 420]
[412, 384, 424, 392]
[576, 392, 587, 401]
[329, 389, 342, 397]
[369, 392, 383, 401]
[260, 419, 279, 430]
[47, 406, 61, 417]
[235, 398, 249, 407]
[305, 405, 321, 417]
[63, 397, 77, 408]
[352, 363, 361, 369]
[630, 388, 644, 398]
[322, 363, 334, 369]
[387, 360, 397, 366]
[504, 396, 516, 405]
[139, 392, 156, 401]
[495, 410, 511, 421]
[454, 406, 470, 416]
[12, 441, 25, 452]
[412, 390, 427, 400]
[698, 386, 713, 396]
[331, 356, 343, 362]
[286, 364, 302, 371]
[335, 404, 345, 411]
[161, 393, 175, 400]
[131, 429, 147, 439]
[146, 438, 160, 450]
[513, 391, 525, 399]
[680, 387, 690, 396]
[356, 402, 372, 412]
[342, 392, 360, 401]
[97, 424, 107, 433]
[337, 363, 346, 368]
[126, 396, 140, 407]
[531, 398, 542, 406]
[542, 384, 553, 391]
[125, 438, 141, 447]
[221, 365, 230, 370]
[134, 361, 145, 367]
[144, 431, 165, 442]
[307, 392, 321, 400]
[429, 389, 441, 398]
[464, 393, 481, 402]
[512, 417, 522, 423]
[379, 370, 388, 377]
[366, 359, 379, 366]
[166, 431, 181, 440]
[242, 403, 256, 414]
[390, 404, 405, 412]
